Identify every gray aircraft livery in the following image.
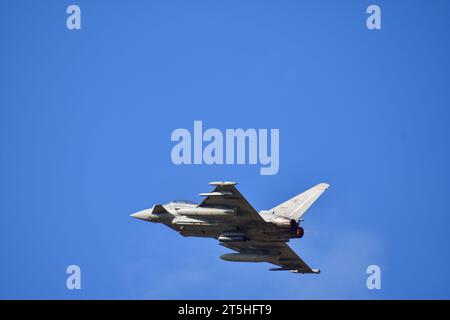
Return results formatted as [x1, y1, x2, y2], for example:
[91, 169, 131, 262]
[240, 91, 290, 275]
[131, 181, 329, 274]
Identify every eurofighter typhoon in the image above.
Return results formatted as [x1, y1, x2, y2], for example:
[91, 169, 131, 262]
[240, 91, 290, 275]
[130, 182, 329, 274]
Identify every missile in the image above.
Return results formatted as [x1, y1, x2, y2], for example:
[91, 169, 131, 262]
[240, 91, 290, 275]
[198, 191, 233, 196]
[291, 269, 321, 274]
[209, 181, 237, 186]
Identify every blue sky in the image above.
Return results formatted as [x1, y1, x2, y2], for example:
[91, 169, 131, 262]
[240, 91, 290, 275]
[1, 0, 450, 299]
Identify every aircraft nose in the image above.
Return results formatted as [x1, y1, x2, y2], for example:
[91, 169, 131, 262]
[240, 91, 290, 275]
[130, 209, 150, 221]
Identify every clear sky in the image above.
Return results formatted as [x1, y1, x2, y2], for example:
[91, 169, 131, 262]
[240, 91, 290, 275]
[1, 0, 450, 299]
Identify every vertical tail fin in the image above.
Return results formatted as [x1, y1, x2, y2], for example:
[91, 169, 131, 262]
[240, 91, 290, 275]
[270, 183, 329, 221]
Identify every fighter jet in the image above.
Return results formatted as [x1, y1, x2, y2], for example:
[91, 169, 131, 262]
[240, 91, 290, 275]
[130, 181, 329, 274]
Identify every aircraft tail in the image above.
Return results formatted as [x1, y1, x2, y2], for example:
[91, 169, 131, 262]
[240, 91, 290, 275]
[270, 183, 329, 222]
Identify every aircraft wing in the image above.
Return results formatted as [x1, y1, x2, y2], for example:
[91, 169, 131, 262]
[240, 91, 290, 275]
[220, 241, 320, 274]
[198, 181, 266, 223]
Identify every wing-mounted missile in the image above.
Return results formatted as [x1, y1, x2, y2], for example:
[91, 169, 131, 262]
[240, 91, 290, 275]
[198, 191, 233, 197]
[209, 181, 237, 186]
[291, 269, 320, 274]
[198, 181, 236, 198]
[269, 267, 320, 274]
